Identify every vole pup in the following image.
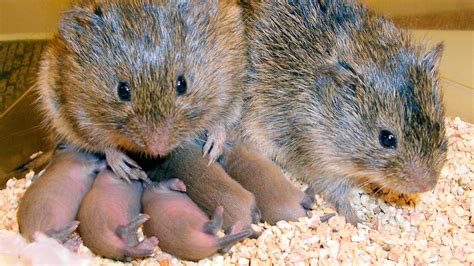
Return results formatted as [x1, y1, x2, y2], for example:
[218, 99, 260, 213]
[36, 0, 246, 182]
[17, 144, 105, 243]
[239, 0, 447, 224]
[149, 142, 261, 230]
[142, 179, 253, 261]
[77, 169, 158, 260]
[222, 143, 314, 224]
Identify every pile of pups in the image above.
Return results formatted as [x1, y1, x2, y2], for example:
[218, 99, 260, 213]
[18, 143, 311, 261]
[15, 0, 447, 262]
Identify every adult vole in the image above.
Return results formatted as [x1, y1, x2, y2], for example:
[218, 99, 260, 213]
[36, 0, 245, 182]
[239, 0, 447, 224]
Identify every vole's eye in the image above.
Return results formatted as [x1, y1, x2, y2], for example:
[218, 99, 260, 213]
[94, 6, 103, 17]
[379, 130, 397, 149]
[117, 81, 132, 102]
[176, 75, 187, 96]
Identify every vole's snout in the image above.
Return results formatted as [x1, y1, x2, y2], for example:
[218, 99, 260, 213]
[144, 134, 171, 157]
[143, 121, 174, 157]
[403, 163, 438, 193]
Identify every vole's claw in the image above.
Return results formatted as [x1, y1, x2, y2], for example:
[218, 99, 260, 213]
[203, 127, 226, 165]
[106, 149, 147, 183]
[130, 168, 150, 183]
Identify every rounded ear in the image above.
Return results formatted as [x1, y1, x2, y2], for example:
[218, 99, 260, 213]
[58, 7, 103, 51]
[422, 42, 444, 76]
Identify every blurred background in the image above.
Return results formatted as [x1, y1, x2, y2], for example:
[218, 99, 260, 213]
[0, 0, 473, 185]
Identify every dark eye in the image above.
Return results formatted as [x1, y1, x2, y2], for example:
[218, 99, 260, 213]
[379, 130, 397, 149]
[94, 6, 103, 17]
[117, 81, 132, 102]
[176, 75, 187, 96]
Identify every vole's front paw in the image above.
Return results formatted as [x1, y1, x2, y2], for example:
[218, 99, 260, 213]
[203, 126, 226, 165]
[105, 149, 149, 183]
[335, 200, 361, 226]
[300, 193, 316, 217]
[299, 187, 317, 217]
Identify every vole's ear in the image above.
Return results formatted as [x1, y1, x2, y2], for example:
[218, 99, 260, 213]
[58, 7, 103, 50]
[422, 42, 444, 76]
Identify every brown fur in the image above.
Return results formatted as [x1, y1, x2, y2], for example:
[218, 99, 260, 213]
[17, 144, 105, 242]
[77, 170, 158, 260]
[148, 142, 261, 229]
[36, 0, 246, 181]
[142, 179, 252, 261]
[222, 143, 313, 224]
[239, 0, 447, 224]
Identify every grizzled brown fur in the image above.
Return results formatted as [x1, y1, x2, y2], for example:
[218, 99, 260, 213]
[239, 0, 447, 224]
[36, 0, 246, 181]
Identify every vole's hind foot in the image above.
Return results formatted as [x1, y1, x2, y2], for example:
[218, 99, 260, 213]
[229, 221, 261, 241]
[105, 149, 149, 183]
[203, 126, 226, 165]
[203, 206, 224, 235]
[319, 213, 336, 223]
[63, 235, 82, 252]
[45, 221, 80, 243]
[217, 228, 253, 254]
[116, 214, 150, 240]
[123, 236, 158, 258]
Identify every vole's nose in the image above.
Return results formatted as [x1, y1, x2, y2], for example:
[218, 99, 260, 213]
[146, 137, 171, 157]
[404, 162, 438, 192]
[144, 119, 174, 157]
[413, 178, 437, 192]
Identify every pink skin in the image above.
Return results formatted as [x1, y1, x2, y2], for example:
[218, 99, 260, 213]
[142, 179, 252, 261]
[77, 170, 158, 260]
[17, 145, 105, 246]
